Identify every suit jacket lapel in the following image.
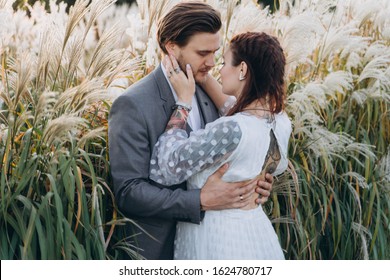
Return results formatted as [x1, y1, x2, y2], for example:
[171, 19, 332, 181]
[195, 85, 219, 127]
[153, 65, 175, 119]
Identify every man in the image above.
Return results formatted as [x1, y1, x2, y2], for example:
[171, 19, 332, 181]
[108, 2, 273, 260]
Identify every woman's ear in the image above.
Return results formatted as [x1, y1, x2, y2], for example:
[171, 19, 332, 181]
[241, 61, 248, 77]
[239, 61, 248, 81]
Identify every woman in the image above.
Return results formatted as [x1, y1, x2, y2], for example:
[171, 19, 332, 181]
[149, 32, 291, 259]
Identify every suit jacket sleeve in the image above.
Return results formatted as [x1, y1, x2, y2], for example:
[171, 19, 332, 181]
[108, 94, 203, 224]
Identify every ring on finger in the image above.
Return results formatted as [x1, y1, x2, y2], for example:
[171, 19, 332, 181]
[174, 67, 181, 74]
[239, 195, 244, 201]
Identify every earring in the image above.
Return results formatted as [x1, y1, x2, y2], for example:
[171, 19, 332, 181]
[239, 70, 245, 81]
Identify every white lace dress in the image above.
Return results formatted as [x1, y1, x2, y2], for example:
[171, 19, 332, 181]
[149, 100, 291, 260]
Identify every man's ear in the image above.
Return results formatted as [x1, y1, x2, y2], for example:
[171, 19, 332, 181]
[165, 41, 177, 56]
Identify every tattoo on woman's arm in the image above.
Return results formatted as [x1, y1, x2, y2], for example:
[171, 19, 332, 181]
[166, 107, 189, 131]
[262, 130, 281, 174]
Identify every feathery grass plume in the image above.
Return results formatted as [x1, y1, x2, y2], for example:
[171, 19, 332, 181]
[35, 25, 58, 91]
[77, 126, 106, 149]
[351, 89, 369, 106]
[377, 147, 390, 191]
[230, 1, 272, 38]
[322, 71, 353, 98]
[345, 51, 364, 71]
[272, 169, 298, 195]
[41, 115, 86, 147]
[351, 221, 371, 260]
[82, 0, 116, 39]
[340, 37, 370, 69]
[0, 0, 11, 9]
[125, 7, 148, 53]
[345, 142, 377, 167]
[35, 91, 58, 120]
[311, 129, 353, 161]
[63, 35, 85, 88]
[6, 52, 35, 108]
[287, 110, 322, 136]
[359, 42, 390, 84]
[316, 25, 361, 69]
[271, 0, 390, 259]
[131, 0, 175, 69]
[51, 0, 90, 88]
[270, 216, 295, 225]
[0, 123, 5, 143]
[92, 3, 134, 49]
[0, 0, 142, 260]
[85, 23, 122, 77]
[0, 8, 15, 52]
[106, 53, 141, 89]
[0, 71, 11, 110]
[54, 79, 107, 115]
[352, 0, 382, 30]
[63, 0, 90, 48]
[219, 0, 238, 43]
[148, 0, 174, 36]
[277, 11, 324, 67]
[84, 23, 139, 85]
[136, 0, 147, 20]
[344, 172, 371, 191]
[137, 0, 175, 36]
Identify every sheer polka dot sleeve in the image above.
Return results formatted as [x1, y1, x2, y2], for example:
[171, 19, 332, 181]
[219, 96, 237, 116]
[149, 119, 242, 186]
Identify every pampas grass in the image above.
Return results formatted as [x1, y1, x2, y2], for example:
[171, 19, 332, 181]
[0, 0, 139, 259]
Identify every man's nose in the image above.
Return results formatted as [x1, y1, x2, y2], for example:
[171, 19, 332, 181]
[205, 54, 215, 67]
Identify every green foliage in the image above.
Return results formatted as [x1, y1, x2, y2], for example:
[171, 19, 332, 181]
[267, 2, 390, 258]
[0, 0, 139, 259]
[1, 0, 389, 260]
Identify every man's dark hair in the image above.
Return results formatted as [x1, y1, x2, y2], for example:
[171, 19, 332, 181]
[157, 2, 222, 54]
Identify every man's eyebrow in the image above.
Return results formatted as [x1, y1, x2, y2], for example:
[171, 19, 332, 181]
[197, 47, 220, 53]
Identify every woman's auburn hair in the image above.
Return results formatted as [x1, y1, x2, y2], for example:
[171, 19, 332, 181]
[157, 2, 221, 54]
[227, 32, 286, 115]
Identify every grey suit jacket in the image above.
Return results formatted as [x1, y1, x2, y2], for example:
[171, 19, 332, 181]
[108, 65, 219, 259]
